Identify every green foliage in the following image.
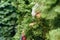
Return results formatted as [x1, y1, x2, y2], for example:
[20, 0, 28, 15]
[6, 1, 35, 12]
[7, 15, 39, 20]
[0, 0, 60, 40]
[0, 0, 17, 40]
[46, 28, 60, 40]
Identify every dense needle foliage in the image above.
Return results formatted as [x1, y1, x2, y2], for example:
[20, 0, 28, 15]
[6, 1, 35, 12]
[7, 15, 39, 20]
[0, 0, 60, 40]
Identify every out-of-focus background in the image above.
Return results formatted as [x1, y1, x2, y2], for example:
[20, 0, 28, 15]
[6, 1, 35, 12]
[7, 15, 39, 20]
[0, 0, 60, 40]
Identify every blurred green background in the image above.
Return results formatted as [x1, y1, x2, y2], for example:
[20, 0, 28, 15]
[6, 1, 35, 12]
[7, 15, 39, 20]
[0, 0, 60, 40]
